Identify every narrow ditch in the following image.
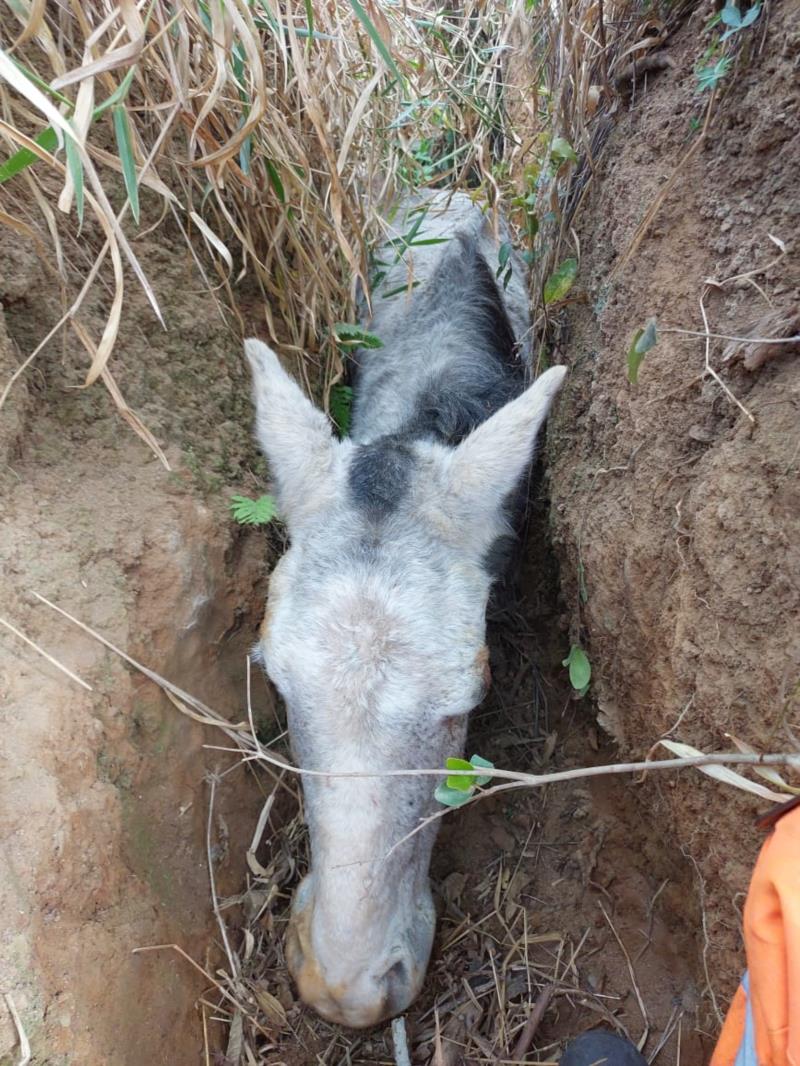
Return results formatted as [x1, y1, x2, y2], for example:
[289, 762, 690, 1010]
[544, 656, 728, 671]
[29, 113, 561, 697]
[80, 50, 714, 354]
[199, 471, 710, 1064]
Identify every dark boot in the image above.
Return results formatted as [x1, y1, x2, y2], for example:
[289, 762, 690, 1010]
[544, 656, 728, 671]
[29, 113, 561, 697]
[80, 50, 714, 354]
[561, 1029, 648, 1066]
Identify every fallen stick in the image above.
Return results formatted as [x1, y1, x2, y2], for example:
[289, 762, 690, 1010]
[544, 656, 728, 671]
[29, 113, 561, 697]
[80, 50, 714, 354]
[392, 1016, 412, 1066]
[511, 983, 555, 1061]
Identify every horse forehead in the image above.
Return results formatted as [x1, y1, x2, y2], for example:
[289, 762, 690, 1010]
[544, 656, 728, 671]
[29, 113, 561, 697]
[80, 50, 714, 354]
[316, 585, 420, 684]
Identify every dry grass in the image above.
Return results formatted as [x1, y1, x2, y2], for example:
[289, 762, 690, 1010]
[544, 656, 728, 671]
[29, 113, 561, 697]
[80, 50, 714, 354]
[0, 0, 693, 459]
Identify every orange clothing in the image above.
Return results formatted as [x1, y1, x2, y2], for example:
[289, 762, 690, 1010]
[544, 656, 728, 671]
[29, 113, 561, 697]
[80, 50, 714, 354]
[711, 799, 800, 1066]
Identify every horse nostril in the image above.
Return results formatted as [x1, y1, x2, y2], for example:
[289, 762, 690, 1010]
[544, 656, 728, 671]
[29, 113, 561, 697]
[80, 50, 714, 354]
[383, 958, 409, 1004]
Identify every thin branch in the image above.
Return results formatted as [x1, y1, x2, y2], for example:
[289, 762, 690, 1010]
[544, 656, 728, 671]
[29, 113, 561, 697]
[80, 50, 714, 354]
[206, 774, 239, 980]
[3, 994, 31, 1066]
[0, 615, 93, 691]
[699, 285, 755, 422]
[33, 591, 800, 789]
[660, 327, 800, 346]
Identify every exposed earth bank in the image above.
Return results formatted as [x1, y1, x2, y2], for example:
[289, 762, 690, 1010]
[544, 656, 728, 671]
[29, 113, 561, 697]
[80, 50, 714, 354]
[546, 0, 800, 1009]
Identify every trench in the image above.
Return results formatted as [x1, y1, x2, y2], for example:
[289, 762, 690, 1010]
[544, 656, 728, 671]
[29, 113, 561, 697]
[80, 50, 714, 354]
[0, 226, 713, 1066]
[188, 467, 711, 1066]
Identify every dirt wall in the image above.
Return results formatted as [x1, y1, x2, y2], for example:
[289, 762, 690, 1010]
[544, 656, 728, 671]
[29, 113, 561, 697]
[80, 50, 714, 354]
[547, 0, 800, 1009]
[0, 233, 272, 1065]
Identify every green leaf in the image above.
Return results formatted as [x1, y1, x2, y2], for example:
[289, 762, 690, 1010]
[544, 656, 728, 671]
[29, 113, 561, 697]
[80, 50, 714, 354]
[434, 781, 475, 807]
[0, 64, 135, 191]
[230, 494, 277, 526]
[9, 55, 73, 107]
[550, 136, 577, 164]
[264, 159, 285, 203]
[543, 258, 578, 305]
[469, 754, 495, 787]
[719, 2, 743, 26]
[329, 384, 353, 437]
[720, 2, 760, 39]
[239, 132, 252, 176]
[496, 240, 512, 278]
[63, 132, 84, 226]
[333, 323, 384, 349]
[0, 126, 59, 185]
[93, 67, 137, 119]
[112, 105, 139, 225]
[627, 318, 658, 384]
[738, 4, 761, 27]
[446, 757, 475, 791]
[347, 0, 406, 89]
[379, 280, 420, 299]
[695, 57, 731, 93]
[562, 645, 591, 691]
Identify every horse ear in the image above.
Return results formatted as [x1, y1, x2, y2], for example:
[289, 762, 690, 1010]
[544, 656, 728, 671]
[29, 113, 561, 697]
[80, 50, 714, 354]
[245, 339, 339, 528]
[437, 366, 567, 554]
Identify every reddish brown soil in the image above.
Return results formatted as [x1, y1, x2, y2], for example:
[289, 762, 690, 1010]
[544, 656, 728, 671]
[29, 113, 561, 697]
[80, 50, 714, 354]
[0, 237, 274, 1065]
[547, 0, 800, 1021]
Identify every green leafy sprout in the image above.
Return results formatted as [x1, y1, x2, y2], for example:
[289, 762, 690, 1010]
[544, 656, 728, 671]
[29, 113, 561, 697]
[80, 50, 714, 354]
[627, 318, 658, 383]
[333, 322, 384, 349]
[496, 241, 513, 290]
[563, 645, 591, 696]
[543, 257, 578, 305]
[329, 384, 353, 437]
[719, 2, 761, 42]
[695, 56, 732, 93]
[694, 3, 760, 94]
[230, 494, 277, 526]
[550, 136, 577, 166]
[435, 754, 495, 808]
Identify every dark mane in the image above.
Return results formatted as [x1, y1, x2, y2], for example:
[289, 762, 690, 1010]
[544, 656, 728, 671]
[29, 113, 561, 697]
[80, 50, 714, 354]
[399, 234, 525, 446]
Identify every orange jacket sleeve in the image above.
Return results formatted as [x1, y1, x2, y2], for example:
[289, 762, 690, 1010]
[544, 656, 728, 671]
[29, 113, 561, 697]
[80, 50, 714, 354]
[711, 800, 800, 1066]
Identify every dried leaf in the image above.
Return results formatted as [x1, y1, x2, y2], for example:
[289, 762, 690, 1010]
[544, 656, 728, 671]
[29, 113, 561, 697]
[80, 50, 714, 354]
[658, 740, 784, 802]
[253, 986, 288, 1029]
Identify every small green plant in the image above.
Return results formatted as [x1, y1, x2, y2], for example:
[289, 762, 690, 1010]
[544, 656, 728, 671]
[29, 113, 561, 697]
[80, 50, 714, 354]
[719, 1, 762, 42]
[627, 318, 658, 383]
[543, 257, 578, 305]
[329, 384, 353, 437]
[511, 165, 541, 246]
[333, 323, 384, 349]
[550, 136, 577, 166]
[563, 644, 591, 696]
[695, 56, 732, 93]
[434, 754, 495, 808]
[694, 2, 760, 94]
[230, 494, 277, 526]
[496, 241, 513, 290]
